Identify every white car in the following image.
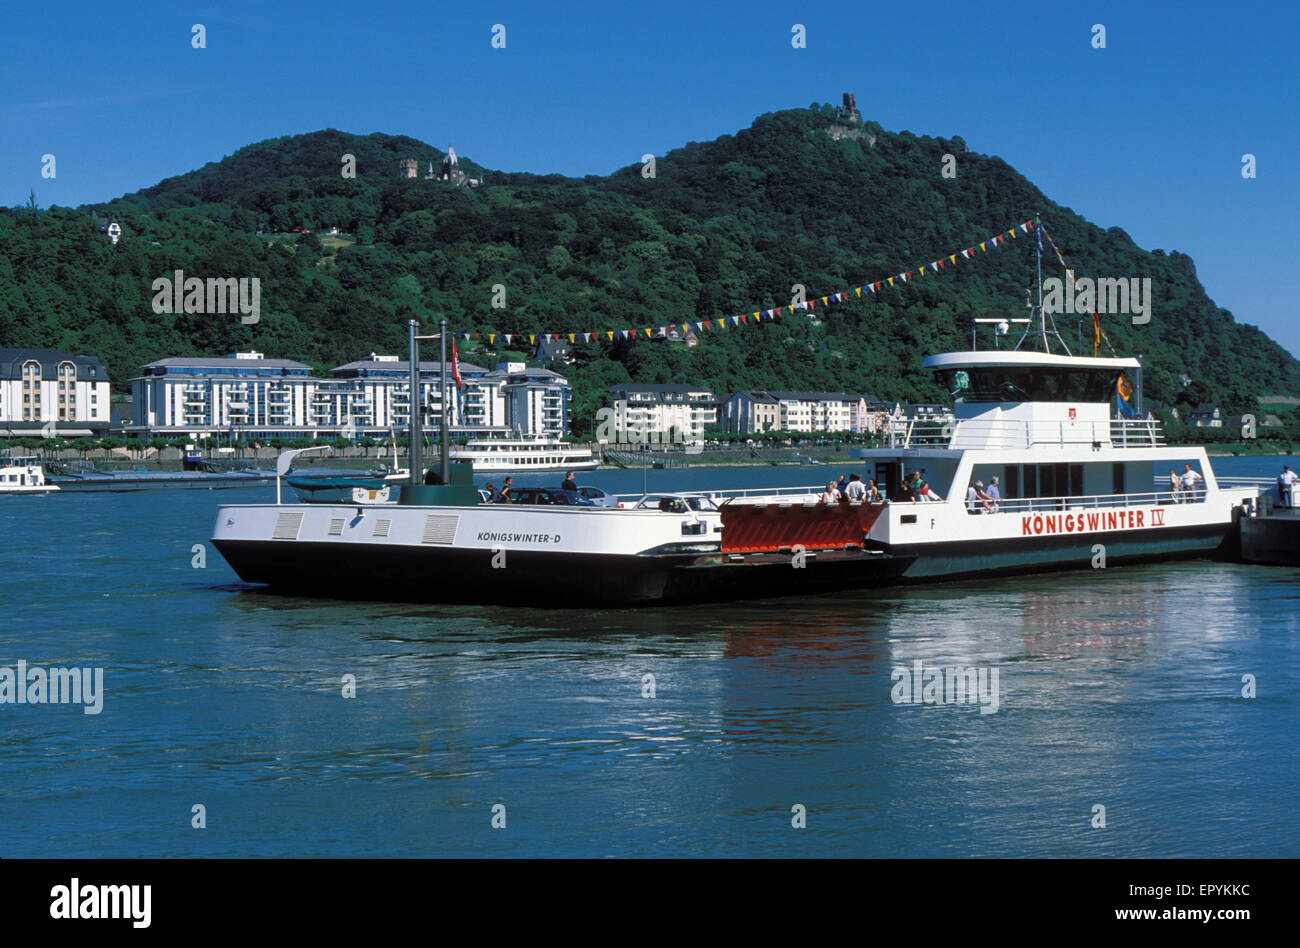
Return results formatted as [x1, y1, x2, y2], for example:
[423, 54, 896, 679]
[576, 486, 619, 507]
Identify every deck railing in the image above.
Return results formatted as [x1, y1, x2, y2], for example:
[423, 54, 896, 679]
[610, 484, 827, 505]
[887, 417, 1164, 450]
[943, 488, 1200, 515]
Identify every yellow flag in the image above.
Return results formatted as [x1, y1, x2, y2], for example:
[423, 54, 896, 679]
[887, 277, 894, 287]
[949, 255, 956, 264]
[529, 334, 536, 344]
[979, 242, 986, 252]
[607, 331, 614, 341]
[568, 334, 575, 343]
[855, 287, 862, 297]
[488, 334, 495, 344]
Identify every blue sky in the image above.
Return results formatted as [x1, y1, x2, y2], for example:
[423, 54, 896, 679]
[3, 0, 1298, 356]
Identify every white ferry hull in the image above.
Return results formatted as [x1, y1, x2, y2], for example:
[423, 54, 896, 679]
[0, 484, 59, 495]
[210, 500, 912, 605]
[861, 490, 1251, 581]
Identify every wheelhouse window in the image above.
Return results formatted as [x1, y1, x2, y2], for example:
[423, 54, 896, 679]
[938, 367, 1118, 403]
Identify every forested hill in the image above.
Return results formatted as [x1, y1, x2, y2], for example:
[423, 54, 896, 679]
[1, 103, 1294, 430]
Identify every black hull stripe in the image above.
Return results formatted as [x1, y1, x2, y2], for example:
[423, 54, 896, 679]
[212, 541, 915, 606]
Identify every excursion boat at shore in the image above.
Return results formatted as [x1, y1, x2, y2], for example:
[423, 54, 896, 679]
[449, 435, 598, 472]
[0, 457, 59, 495]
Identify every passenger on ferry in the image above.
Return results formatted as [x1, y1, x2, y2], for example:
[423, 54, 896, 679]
[985, 477, 1001, 511]
[917, 481, 943, 503]
[498, 477, 514, 503]
[561, 471, 577, 491]
[1278, 466, 1297, 508]
[1169, 468, 1182, 503]
[867, 479, 882, 503]
[821, 482, 841, 504]
[966, 480, 991, 514]
[845, 473, 867, 503]
[1180, 464, 1203, 500]
[837, 474, 848, 496]
[483, 481, 498, 503]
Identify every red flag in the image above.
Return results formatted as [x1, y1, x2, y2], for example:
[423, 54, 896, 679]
[451, 339, 463, 389]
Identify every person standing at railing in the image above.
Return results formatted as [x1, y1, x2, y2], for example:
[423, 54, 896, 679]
[845, 473, 867, 503]
[985, 477, 1001, 512]
[867, 478, 882, 503]
[1169, 468, 1182, 504]
[1278, 466, 1297, 508]
[1180, 464, 1203, 501]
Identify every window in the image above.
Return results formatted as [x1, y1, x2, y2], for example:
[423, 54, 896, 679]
[21, 360, 41, 421]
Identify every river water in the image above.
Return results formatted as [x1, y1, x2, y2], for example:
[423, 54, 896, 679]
[1, 456, 1296, 857]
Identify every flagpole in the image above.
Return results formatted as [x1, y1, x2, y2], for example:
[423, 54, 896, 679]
[408, 319, 421, 488]
[440, 317, 450, 485]
[1035, 212, 1045, 352]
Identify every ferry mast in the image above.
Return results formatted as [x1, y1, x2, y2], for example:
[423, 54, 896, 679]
[1013, 212, 1072, 356]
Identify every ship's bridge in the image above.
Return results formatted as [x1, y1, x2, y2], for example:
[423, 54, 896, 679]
[895, 351, 1155, 451]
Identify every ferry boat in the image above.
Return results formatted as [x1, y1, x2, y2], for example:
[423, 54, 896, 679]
[208, 307, 1266, 605]
[210, 320, 912, 604]
[821, 348, 1257, 580]
[0, 457, 59, 494]
[449, 435, 598, 473]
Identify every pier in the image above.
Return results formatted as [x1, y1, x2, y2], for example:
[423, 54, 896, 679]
[1236, 490, 1300, 565]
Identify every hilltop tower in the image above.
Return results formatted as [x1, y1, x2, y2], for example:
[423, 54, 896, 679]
[396, 158, 419, 178]
[837, 92, 861, 124]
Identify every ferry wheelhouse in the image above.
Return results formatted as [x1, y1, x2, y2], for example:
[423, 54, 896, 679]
[448, 435, 598, 473]
[847, 349, 1257, 579]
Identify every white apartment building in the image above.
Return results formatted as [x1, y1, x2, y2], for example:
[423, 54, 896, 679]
[722, 390, 869, 434]
[0, 348, 112, 436]
[130, 351, 570, 438]
[606, 384, 719, 441]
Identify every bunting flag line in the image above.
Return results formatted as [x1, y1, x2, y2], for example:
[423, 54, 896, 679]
[452, 219, 1036, 347]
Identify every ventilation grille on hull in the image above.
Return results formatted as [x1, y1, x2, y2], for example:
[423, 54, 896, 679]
[272, 511, 304, 540]
[328, 518, 345, 536]
[373, 519, 392, 538]
[421, 514, 459, 544]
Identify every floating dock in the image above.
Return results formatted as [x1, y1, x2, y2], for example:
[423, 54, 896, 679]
[1237, 496, 1300, 566]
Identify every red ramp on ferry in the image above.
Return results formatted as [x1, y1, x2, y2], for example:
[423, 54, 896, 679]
[721, 501, 887, 553]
